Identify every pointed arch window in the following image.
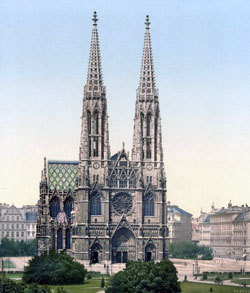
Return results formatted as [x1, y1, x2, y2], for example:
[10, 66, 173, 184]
[110, 173, 117, 188]
[119, 173, 127, 188]
[64, 197, 73, 219]
[93, 137, 98, 157]
[93, 111, 99, 134]
[57, 228, 63, 250]
[129, 173, 136, 188]
[140, 113, 144, 137]
[154, 115, 158, 161]
[146, 138, 151, 159]
[101, 111, 105, 159]
[51, 229, 56, 250]
[50, 197, 60, 218]
[87, 110, 91, 135]
[144, 193, 154, 216]
[90, 192, 101, 215]
[65, 229, 71, 249]
[146, 113, 151, 137]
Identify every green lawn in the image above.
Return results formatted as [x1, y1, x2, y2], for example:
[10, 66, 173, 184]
[181, 281, 247, 293]
[48, 278, 108, 293]
[231, 278, 250, 285]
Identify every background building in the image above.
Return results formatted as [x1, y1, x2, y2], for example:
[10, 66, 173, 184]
[0, 203, 37, 243]
[197, 202, 250, 260]
[167, 202, 192, 243]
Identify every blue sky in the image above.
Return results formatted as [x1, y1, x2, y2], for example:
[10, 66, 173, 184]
[1, 0, 250, 216]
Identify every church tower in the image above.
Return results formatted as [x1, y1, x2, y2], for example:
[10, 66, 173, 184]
[37, 13, 168, 266]
[79, 11, 110, 184]
[132, 15, 166, 190]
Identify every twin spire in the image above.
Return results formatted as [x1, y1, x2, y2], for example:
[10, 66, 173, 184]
[138, 15, 156, 97]
[86, 11, 103, 93]
[86, 12, 156, 95]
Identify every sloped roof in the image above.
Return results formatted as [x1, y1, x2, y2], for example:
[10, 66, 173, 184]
[204, 215, 211, 223]
[48, 160, 78, 191]
[233, 213, 244, 222]
[167, 206, 192, 216]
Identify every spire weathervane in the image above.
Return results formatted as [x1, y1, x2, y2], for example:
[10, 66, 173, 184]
[145, 15, 150, 29]
[92, 11, 98, 26]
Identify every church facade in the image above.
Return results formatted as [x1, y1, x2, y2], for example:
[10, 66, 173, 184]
[37, 12, 168, 265]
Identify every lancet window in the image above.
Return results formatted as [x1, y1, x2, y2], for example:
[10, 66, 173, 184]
[90, 192, 101, 215]
[50, 196, 60, 218]
[64, 197, 73, 219]
[119, 173, 127, 188]
[93, 111, 99, 134]
[65, 229, 71, 249]
[57, 229, 63, 250]
[110, 173, 118, 188]
[146, 113, 151, 136]
[129, 173, 136, 188]
[144, 193, 154, 216]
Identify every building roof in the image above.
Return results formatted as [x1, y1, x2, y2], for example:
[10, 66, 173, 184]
[167, 205, 192, 216]
[48, 160, 79, 191]
[233, 213, 244, 223]
[26, 212, 37, 222]
[204, 215, 211, 223]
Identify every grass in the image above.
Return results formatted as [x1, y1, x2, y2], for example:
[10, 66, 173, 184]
[231, 278, 250, 285]
[48, 278, 108, 293]
[181, 281, 248, 293]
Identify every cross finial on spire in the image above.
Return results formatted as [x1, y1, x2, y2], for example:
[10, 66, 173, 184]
[145, 15, 150, 29]
[92, 11, 98, 26]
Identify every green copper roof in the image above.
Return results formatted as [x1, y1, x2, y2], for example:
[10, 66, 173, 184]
[48, 161, 78, 191]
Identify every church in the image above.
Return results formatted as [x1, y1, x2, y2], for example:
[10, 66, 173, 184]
[37, 12, 168, 265]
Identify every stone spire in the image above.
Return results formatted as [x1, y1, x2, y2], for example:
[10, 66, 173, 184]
[138, 15, 157, 98]
[85, 11, 104, 93]
[79, 11, 110, 176]
[132, 16, 164, 167]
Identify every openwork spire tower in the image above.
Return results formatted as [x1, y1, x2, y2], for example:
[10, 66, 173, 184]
[138, 15, 157, 98]
[85, 11, 104, 94]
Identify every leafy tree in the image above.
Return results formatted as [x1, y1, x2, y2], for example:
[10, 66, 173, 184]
[106, 260, 181, 293]
[0, 238, 36, 257]
[0, 278, 51, 293]
[228, 272, 233, 279]
[169, 242, 213, 260]
[23, 250, 87, 285]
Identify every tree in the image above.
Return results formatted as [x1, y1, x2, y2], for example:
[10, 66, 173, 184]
[101, 277, 105, 288]
[106, 260, 181, 293]
[23, 250, 87, 285]
[0, 278, 51, 293]
[169, 242, 213, 260]
[0, 238, 36, 257]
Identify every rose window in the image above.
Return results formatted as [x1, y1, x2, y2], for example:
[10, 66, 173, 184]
[112, 192, 133, 215]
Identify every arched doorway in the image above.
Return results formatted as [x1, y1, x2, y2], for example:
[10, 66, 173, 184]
[145, 243, 156, 262]
[91, 243, 102, 264]
[111, 227, 136, 263]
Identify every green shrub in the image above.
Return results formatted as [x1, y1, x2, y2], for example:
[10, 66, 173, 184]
[87, 274, 92, 280]
[106, 260, 181, 293]
[0, 278, 51, 293]
[101, 277, 105, 288]
[202, 272, 208, 280]
[214, 276, 222, 284]
[23, 250, 87, 285]
[228, 272, 233, 279]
